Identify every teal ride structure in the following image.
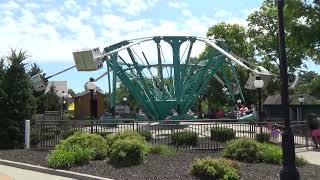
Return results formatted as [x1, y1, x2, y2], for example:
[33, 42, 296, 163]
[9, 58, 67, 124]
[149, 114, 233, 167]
[32, 36, 296, 121]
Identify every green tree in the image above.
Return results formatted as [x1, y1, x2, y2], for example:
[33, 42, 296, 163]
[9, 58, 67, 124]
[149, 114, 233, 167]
[0, 50, 36, 148]
[68, 88, 76, 97]
[44, 85, 60, 111]
[28, 63, 47, 113]
[0, 58, 7, 121]
[199, 23, 257, 110]
[248, 0, 320, 70]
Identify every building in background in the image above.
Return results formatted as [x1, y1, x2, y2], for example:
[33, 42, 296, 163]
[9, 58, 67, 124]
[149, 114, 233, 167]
[74, 90, 105, 119]
[45, 81, 68, 97]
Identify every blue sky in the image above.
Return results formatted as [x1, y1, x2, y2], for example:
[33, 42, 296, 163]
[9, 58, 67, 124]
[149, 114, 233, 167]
[0, 0, 319, 93]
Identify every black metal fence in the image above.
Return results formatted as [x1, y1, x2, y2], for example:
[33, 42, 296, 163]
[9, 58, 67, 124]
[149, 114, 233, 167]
[31, 119, 313, 150]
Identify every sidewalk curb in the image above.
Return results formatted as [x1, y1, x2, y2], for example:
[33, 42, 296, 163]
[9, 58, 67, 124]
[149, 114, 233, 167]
[0, 159, 112, 180]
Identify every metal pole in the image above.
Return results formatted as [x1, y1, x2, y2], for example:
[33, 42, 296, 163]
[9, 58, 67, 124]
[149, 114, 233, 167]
[278, 0, 300, 179]
[90, 90, 94, 133]
[62, 96, 65, 120]
[258, 88, 262, 133]
[25, 120, 30, 150]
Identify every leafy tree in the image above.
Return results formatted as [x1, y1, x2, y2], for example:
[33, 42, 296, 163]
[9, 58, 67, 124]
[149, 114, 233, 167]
[247, 0, 320, 70]
[68, 88, 76, 97]
[27, 63, 47, 113]
[199, 23, 257, 111]
[0, 50, 36, 149]
[0, 58, 7, 121]
[44, 85, 60, 111]
[28, 63, 42, 77]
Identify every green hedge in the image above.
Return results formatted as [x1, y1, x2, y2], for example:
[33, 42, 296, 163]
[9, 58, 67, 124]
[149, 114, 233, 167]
[172, 131, 198, 146]
[256, 133, 271, 143]
[106, 130, 146, 146]
[47, 132, 108, 168]
[109, 138, 150, 166]
[210, 127, 236, 142]
[191, 157, 240, 180]
[223, 138, 308, 166]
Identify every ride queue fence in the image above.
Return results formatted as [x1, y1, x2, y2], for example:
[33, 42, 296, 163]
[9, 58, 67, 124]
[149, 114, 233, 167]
[32, 119, 313, 150]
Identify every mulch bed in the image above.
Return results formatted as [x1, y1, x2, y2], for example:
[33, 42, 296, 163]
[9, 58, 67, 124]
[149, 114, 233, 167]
[0, 149, 319, 180]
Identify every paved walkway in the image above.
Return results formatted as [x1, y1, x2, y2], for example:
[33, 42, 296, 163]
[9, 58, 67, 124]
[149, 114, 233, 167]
[297, 150, 320, 165]
[0, 165, 75, 180]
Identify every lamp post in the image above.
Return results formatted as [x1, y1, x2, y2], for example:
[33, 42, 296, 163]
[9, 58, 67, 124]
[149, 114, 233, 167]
[123, 97, 128, 113]
[298, 96, 304, 121]
[278, 0, 300, 179]
[86, 78, 97, 133]
[62, 91, 67, 120]
[254, 76, 264, 133]
[298, 95, 304, 105]
[237, 99, 241, 104]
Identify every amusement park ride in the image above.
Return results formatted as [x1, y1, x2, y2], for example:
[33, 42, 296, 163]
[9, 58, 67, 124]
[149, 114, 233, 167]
[30, 36, 299, 120]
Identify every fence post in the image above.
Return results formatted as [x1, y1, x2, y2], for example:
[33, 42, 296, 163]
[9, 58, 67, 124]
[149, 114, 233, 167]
[25, 120, 30, 150]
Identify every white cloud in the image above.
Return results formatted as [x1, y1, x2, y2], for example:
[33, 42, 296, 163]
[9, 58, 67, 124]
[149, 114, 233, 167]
[0, 1, 19, 10]
[213, 9, 232, 19]
[168, 1, 187, 9]
[25, 2, 41, 9]
[110, 0, 158, 15]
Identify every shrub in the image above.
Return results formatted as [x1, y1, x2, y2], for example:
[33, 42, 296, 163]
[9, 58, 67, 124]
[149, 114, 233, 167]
[171, 131, 198, 146]
[48, 145, 91, 168]
[224, 139, 308, 166]
[109, 138, 150, 166]
[62, 132, 109, 160]
[61, 129, 79, 140]
[106, 130, 146, 146]
[256, 133, 271, 143]
[191, 157, 240, 180]
[223, 138, 261, 163]
[150, 145, 178, 156]
[258, 143, 308, 166]
[138, 130, 152, 141]
[210, 127, 236, 142]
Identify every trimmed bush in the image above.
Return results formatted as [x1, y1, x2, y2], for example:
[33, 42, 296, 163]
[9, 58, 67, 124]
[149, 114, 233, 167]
[210, 127, 236, 142]
[256, 132, 271, 143]
[223, 138, 261, 163]
[62, 132, 109, 160]
[171, 131, 198, 146]
[109, 138, 150, 166]
[106, 130, 146, 146]
[150, 145, 178, 156]
[61, 129, 79, 140]
[138, 130, 152, 142]
[48, 145, 91, 168]
[224, 138, 308, 166]
[191, 157, 240, 180]
[258, 143, 308, 166]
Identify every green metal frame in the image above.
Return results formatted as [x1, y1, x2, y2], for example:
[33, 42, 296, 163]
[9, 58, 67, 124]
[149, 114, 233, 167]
[104, 36, 246, 120]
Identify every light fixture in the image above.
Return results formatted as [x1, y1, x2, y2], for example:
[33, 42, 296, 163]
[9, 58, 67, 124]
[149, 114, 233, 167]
[85, 79, 97, 91]
[254, 76, 264, 89]
[237, 99, 242, 104]
[123, 97, 128, 102]
[298, 95, 305, 104]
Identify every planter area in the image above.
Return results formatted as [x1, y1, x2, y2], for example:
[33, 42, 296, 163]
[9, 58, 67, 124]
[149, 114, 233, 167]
[0, 149, 319, 180]
[0, 130, 319, 180]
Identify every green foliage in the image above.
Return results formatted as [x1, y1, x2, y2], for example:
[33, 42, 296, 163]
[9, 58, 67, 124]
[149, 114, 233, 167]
[258, 143, 307, 166]
[0, 50, 36, 149]
[109, 138, 150, 166]
[138, 130, 152, 141]
[248, 0, 320, 69]
[224, 139, 308, 166]
[44, 84, 60, 111]
[210, 127, 236, 142]
[150, 145, 178, 156]
[48, 145, 91, 168]
[62, 131, 109, 160]
[171, 131, 198, 146]
[191, 157, 240, 180]
[256, 132, 271, 143]
[106, 130, 146, 146]
[47, 132, 109, 168]
[223, 138, 261, 163]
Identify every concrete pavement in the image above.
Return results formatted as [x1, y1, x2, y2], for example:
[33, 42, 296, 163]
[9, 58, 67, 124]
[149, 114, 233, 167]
[0, 165, 75, 180]
[297, 150, 320, 165]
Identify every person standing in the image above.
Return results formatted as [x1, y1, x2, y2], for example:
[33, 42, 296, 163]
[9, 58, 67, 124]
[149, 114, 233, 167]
[307, 114, 320, 148]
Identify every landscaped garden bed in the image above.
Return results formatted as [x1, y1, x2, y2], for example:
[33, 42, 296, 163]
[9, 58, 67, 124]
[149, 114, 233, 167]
[0, 131, 319, 180]
[0, 149, 319, 180]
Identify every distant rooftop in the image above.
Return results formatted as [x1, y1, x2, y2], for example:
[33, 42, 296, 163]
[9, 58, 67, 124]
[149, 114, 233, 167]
[45, 81, 68, 97]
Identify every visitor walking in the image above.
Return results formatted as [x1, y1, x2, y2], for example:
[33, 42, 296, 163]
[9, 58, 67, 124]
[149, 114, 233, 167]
[307, 114, 320, 148]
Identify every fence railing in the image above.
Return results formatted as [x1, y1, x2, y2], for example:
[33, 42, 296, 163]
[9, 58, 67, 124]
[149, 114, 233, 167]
[31, 119, 313, 150]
